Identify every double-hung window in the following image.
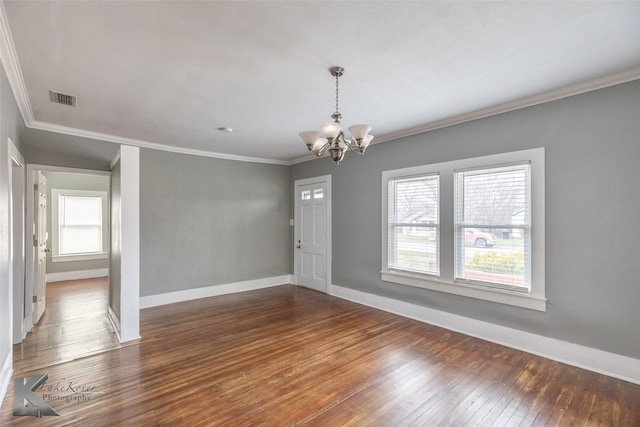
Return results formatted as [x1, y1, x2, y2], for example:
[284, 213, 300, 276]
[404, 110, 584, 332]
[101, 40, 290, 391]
[382, 148, 545, 311]
[387, 174, 439, 276]
[454, 163, 531, 292]
[52, 189, 109, 262]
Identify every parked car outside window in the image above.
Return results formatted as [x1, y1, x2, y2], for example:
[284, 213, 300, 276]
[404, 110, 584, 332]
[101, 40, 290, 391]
[465, 229, 494, 248]
[427, 228, 495, 248]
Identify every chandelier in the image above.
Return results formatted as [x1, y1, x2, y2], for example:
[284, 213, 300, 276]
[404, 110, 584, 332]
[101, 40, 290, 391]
[299, 67, 373, 164]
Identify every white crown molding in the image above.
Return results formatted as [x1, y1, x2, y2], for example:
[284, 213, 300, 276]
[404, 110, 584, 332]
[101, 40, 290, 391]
[0, 1, 33, 124]
[1, 0, 638, 167]
[290, 67, 640, 165]
[371, 68, 640, 146]
[29, 121, 290, 166]
[0, 1, 288, 166]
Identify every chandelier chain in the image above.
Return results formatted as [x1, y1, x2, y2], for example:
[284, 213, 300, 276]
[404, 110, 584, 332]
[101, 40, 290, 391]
[335, 72, 340, 115]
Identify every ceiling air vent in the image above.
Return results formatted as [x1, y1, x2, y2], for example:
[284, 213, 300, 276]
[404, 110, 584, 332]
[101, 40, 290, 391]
[49, 90, 76, 107]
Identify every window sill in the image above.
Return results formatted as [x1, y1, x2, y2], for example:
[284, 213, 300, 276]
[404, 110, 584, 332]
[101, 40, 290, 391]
[381, 270, 546, 312]
[52, 253, 109, 263]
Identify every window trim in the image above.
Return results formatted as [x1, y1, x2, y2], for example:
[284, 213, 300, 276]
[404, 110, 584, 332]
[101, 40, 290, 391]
[381, 148, 545, 311]
[51, 189, 109, 263]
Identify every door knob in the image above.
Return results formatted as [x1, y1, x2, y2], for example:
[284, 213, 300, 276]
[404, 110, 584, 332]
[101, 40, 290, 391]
[296, 245, 301, 249]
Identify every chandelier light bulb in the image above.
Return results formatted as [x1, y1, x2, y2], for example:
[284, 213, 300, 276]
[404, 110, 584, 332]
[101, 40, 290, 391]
[321, 122, 342, 139]
[348, 124, 372, 140]
[361, 134, 374, 148]
[312, 138, 327, 153]
[299, 131, 320, 151]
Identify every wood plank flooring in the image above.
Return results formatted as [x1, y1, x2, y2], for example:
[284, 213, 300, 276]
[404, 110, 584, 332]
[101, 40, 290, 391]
[2, 281, 639, 426]
[11, 278, 121, 374]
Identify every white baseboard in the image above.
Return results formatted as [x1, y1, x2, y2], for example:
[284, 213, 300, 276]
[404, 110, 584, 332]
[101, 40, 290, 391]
[46, 268, 109, 283]
[0, 352, 12, 410]
[140, 275, 293, 309]
[331, 284, 640, 385]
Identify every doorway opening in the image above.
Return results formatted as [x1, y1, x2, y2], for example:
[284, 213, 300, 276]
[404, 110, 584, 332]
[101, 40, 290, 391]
[19, 165, 113, 363]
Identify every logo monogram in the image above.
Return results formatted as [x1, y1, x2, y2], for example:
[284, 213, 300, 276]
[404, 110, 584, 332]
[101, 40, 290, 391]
[13, 374, 60, 417]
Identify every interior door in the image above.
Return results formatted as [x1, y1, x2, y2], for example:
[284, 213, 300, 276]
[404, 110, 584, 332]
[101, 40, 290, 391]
[34, 171, 48, 324]
[296, 182, 327, 293]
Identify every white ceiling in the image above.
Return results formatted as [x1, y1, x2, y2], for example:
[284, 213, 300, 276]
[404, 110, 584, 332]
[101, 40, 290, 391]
[2, 1, 640, 164]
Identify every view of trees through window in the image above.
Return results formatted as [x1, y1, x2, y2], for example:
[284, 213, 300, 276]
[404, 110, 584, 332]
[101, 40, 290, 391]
[387, 163, 531, 291]
[387, 175, 439, 275]
[455, 164, 530, 290]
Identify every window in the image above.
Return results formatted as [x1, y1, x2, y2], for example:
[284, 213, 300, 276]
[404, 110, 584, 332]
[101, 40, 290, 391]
[387, 174, 439, 276]
[382, 148, 545, 311]
[454, 164, 530, 292]
[59, 195, 103, 255]
[52, 189, 109, 262]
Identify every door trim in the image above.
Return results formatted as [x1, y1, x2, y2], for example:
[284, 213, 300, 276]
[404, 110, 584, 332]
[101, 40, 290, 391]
[293, 174, 332, 294]
[9, 138, 24, 344]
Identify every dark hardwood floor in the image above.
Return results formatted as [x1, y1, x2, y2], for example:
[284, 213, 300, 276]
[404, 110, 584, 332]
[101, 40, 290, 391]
[11, 278, 121, 374]
[2, 280, 639, 425]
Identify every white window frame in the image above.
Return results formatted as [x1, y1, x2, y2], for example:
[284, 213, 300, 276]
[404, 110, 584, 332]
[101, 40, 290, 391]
[381, 148, 545, 311]
[51, 189, 109, 262]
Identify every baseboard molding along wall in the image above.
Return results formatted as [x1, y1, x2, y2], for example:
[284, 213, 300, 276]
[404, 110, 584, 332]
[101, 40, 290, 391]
[46, 268, 109, 283]
[139, 276, 639, 385]
[140, 275, 293, 309]
[330, 284, 640, 386]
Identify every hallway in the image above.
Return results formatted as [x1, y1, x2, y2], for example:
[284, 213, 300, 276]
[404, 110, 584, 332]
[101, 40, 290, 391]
[12, 278, 121, 375]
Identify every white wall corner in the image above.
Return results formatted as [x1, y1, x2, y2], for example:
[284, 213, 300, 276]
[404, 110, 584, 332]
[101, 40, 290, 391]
[330, 284, 640, 386]
[119, 145, 140, 343]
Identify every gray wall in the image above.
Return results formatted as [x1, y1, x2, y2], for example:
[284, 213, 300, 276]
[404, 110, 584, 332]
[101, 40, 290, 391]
[109, 159, 121, 322]
[44, 171, 110, 275]
[139, 149, 290, 297]
[0, 65, 26, 381]
[290, 80, 640, 359]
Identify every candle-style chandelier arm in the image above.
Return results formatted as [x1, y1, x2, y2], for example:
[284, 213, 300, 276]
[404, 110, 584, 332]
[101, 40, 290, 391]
[299, 66, 373, 164]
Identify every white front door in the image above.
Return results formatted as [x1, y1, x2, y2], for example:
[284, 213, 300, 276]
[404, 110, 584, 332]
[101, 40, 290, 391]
[34, 171, 48, 324]
[295, 179, 329, 293]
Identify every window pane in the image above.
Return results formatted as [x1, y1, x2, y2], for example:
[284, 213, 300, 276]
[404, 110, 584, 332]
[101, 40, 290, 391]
[60, 226, 102, 254]
[59, 195, 103, 255]
[301, 190, 311, 200]
[388, 175, 439, 275]
[62, 196, 102, 226]
[313, 188, 324, 199]
[454, 164, 530, 290]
